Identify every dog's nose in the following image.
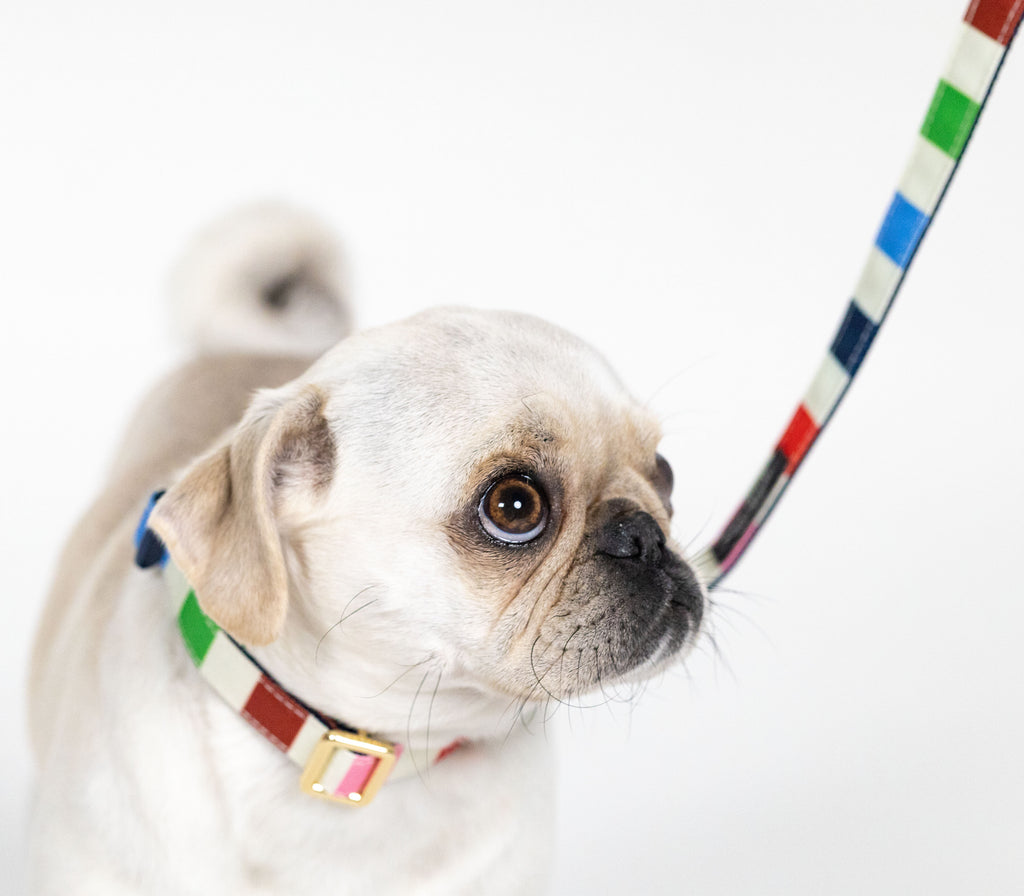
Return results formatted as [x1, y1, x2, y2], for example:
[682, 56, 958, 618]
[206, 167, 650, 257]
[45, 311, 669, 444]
[595, 510, 666, 564]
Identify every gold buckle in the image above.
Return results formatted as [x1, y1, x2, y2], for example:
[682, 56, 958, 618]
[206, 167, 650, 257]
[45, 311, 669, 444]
[299, 730, 397, 807]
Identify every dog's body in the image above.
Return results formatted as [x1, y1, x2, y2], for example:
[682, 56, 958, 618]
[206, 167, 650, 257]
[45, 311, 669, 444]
[28, 208, 703, 894]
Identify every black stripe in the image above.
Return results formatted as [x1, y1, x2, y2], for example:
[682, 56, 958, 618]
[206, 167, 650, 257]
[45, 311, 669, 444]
[712, 449, 787, 564]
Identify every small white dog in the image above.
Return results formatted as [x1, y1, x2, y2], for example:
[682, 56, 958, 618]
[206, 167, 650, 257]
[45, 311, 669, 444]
[28, 206, 704, 895]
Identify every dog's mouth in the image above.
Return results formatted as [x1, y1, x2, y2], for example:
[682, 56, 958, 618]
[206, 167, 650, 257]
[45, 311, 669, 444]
[598, 546, 704, 678]
[522, 530, 704, 702]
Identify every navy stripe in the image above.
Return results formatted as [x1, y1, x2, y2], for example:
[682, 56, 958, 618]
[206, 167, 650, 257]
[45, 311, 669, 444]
[830, 302, 878, 376]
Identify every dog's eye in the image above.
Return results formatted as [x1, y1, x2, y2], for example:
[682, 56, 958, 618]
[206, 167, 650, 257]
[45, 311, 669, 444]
[479, 474, 549, 544]
[654, 453, 674, 496]
[653, 453, 674, 515]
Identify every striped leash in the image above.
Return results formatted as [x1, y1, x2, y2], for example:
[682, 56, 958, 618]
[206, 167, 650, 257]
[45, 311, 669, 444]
[693, 0, 1024, 589]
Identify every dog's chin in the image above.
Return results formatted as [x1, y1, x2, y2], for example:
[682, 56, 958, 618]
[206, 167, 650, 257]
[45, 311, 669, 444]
[612, 600, 702, 687]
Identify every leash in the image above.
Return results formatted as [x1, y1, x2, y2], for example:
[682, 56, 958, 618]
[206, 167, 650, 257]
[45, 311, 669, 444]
[693, 0, 1024, 590]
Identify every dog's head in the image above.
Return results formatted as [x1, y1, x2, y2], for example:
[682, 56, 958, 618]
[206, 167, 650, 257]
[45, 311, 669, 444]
[151, 308, 703, 729]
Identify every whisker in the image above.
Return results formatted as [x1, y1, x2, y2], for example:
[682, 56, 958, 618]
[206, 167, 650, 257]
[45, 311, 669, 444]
[543, 694, 559, 726]
[529, 633, 608, 712]
[705, 593, 774, 647]
[640, 355, 716, 410]
[424, 667, 443, 770]
[679, 510, 716, 558]
[407, 669, 433, 782]
[360, 654, 435, 700]
[500, 695, 530, 745]
[711, 584, 776, 604]
[701, 627, 737, 685]
[314, 586, 380, 665]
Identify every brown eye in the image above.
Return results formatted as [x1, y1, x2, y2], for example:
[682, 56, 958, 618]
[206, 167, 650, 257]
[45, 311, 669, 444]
[479, 474, 549, 544]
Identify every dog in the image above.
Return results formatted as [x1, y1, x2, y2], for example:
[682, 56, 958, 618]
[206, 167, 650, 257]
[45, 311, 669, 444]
[27, 205, 705, 894]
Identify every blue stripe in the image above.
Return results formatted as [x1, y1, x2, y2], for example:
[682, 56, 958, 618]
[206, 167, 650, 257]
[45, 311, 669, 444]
[830, 301, 878, 376]
[134, 490, 168, 569]
[874, 192, 930, 269]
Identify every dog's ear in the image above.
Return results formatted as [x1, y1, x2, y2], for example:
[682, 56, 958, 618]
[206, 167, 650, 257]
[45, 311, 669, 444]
[149, 386, 334, 645]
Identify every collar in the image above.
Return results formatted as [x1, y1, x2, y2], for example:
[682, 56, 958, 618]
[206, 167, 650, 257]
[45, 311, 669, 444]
[134, 491, 464, 808]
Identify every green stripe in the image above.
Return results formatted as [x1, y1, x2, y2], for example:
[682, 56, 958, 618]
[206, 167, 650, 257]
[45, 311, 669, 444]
[178, 591, 219, 665]
[920, 79, 981, 160]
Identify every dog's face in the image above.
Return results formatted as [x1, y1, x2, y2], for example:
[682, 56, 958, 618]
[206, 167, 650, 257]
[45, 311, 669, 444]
[151, 308, 703, 728]
[441, 380, 702, 704]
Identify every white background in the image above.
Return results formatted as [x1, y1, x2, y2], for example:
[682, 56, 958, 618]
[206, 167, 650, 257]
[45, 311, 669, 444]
[3, 0, 1023, 892]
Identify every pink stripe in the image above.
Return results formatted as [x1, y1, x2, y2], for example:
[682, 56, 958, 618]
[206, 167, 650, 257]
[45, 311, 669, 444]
[722, 522, 759, 573]
[334, 754, 378, 799]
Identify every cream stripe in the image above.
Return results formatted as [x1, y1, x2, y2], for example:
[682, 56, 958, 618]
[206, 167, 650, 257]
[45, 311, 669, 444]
[802, 353, 850, 427]
[199, 633, 262, 711]
[164, 560, 192, 607]
[692, 547, 722, 588]
[896, 137, 956, 217]
[319, 748, 354, 795]
[852, 246, 903, 324]
[943, 22, 1005, 102]
[286, 715, 328, 767]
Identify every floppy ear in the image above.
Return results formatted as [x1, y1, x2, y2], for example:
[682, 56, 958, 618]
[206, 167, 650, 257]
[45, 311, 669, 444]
[149, 386, 334, 645]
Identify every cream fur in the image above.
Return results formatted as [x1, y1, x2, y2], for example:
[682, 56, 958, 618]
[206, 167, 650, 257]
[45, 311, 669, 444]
[27, 207, 703, 895]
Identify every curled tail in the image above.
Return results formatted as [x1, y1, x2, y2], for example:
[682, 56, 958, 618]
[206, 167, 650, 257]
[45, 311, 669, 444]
[169, 203, 353, 357]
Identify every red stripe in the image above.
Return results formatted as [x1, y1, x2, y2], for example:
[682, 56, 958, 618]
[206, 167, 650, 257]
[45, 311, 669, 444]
[435, 738, 467, 763]
[242, 676, 307, 752]
[964, 0, 1024, 46]
[777, 404, 819, 474]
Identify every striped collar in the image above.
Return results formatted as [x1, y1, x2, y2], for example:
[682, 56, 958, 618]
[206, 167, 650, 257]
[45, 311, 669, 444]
[135, 492, 464, 807]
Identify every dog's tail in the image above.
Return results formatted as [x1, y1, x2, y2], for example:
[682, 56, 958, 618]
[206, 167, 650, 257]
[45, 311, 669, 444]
[168, 202, 352, 357]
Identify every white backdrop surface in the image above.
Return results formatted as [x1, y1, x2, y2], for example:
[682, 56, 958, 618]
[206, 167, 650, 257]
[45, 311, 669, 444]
[2, 1, 1022, 892]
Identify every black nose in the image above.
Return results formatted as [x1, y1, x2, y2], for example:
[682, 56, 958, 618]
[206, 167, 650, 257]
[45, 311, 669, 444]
[596, 510, 666, 564]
